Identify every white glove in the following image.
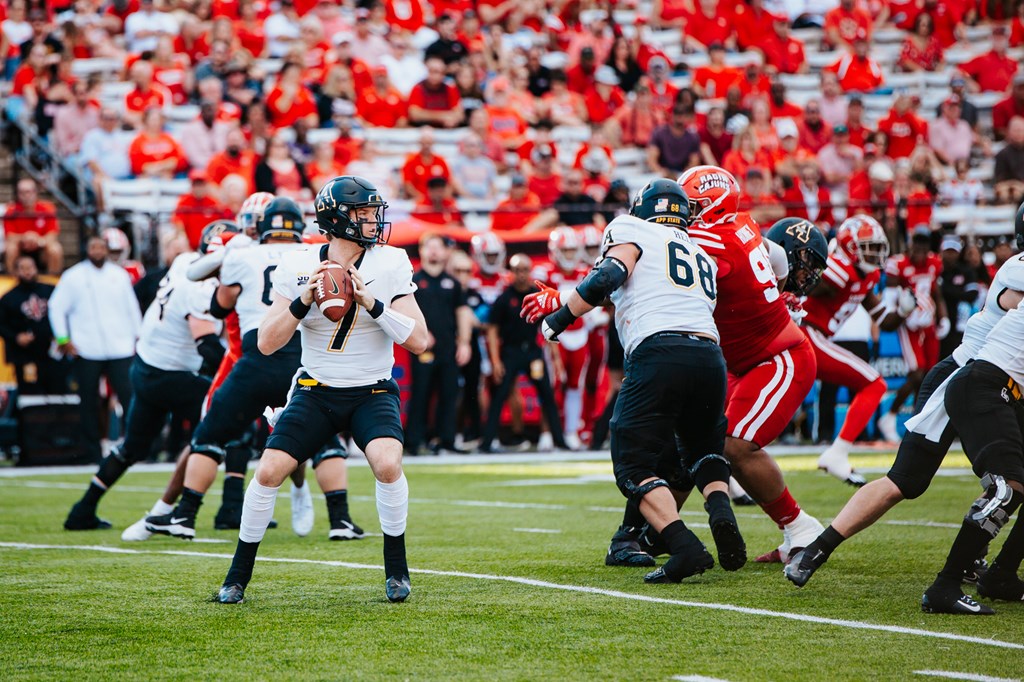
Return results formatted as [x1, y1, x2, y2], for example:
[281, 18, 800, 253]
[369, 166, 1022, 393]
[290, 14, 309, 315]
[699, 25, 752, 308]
[541, 318, 558, 342]
[897, 288, 917, 317]
[224, 233, 253, 251]
[936, 317, 951, 340]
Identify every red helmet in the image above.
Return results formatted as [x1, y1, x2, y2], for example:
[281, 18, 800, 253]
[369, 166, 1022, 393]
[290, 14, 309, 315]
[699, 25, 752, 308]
[676, 165, 740, 226]
[836, 215, 889, 272]
[579, 224, 603, 266]
[470, 232, 506, 275]
[548, 226, 581, 272]
[237, 192, 275, 237]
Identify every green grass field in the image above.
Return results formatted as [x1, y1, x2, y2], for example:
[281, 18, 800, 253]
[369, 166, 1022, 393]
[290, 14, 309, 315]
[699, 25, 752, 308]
[1, 453, 1022, 681]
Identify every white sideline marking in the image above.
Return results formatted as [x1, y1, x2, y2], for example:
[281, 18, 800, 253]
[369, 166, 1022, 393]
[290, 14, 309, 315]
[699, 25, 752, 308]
[672, 675, 733, 682]
[191, 538, 230, 544]
[512, 528, 562, 534]
[915, 671, 1021, 682]
[2, 542, 1022, 651]
[882, 520, 961, 530]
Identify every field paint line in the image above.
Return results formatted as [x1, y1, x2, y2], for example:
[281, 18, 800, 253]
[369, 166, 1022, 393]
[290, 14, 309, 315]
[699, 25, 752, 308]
[192, 538, 230, 544]
[914, 671, 1021, 682]
[671, 675, 733, 682]
[2, 542, 1023, 652]
[882, 520, 962, 529]
[512, 528, 562, 534]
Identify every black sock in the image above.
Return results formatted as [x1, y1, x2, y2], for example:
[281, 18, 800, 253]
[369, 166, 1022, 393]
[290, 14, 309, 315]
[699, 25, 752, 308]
[79, 482, 107, 508]
[325, 489, 350, 527]
[703, 491, 732, 526]
[221, 476, 245, 508]
[177, 487, 204, 517]
[621, 499, 645, 532]
[660, 519, 702, 555]
[224, 444, 250, 477]
[993, 515, 1024, 574]
[804, 525, 846, 560]
[95, 452, 130, 489]
[937, 522, 994, 585]
[383, 533, 408, 578]
[224, 539, 260, 588]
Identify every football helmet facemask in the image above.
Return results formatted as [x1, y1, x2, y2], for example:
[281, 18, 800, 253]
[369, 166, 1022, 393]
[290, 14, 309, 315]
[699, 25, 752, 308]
[765, 217, 828, 296]
[315, 175, 390, 247]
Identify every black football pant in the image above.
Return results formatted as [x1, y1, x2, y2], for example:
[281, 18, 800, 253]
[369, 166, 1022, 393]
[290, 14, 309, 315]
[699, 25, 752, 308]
[73, 356, 134, 463]
[481, 344, 565, 450]
[405, 353, 459, 452]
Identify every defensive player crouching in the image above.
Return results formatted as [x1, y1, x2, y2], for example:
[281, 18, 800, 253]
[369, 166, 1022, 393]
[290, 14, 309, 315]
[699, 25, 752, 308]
[215, 176, 429, 604]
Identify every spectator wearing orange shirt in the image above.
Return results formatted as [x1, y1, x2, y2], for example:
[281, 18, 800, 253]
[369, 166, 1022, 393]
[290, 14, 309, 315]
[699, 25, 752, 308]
[683, 0, 736, 52]
[484, 77, 528, 150]
[993, 74, 1024, 141]
[797, 100, 832, 153]
[384, 0, 427, 33]
[827, 34, 884, 93]
[646, 57, 679, 114]
[491, 174, 542, 231]
[566, 46, 599, 94]
[233, 0, 267, 57]
[172, 171, 230, 249]
[607, 79, 666, 148]
[824, 0, 872, 50]
[768, 80, 804, 120]
[732, 0, 779, 52]
[877, 93, 928, 159]
[3, 179, 63, 274]
[356, 65, 408, 128]
[739, 168, 784, 224]
[541, 69, 587, 127]
[959, 26, 1019, 93]
[412, 177, 464, 227]
[265, 61, 318, 128]
[898, 12, 945, 72]
[123, 60, 171, 129]
[846, 96, 873, 148]
[722, 126, 774, 184]
[772, 118, 814, 180]
[305, 141, 347, 193]
[408, 56, 463, 128]
[583, 66, 626, 125]
[849, 160, 896, 231]
[692, 43, 741, 99]
[402, 128, 451, 201]
[526, 145, 562, 207]
[128, 107, 186, 178]
[206, 127, 258, 194]
[761, 17, 807, 75]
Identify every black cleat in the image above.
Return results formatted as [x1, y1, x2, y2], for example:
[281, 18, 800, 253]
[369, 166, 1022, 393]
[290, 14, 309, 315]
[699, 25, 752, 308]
[64, 503, 112, 531]
[386, 575, 411, 602]
[731, 493, 757, 506]
[709, 513, 747, 572]
[976, 566, 1024, 602]
[215, 583, 245, 604]
[214, 505, 241, 530]
[644, 548, 715, 583]
[329, 518, 366, 541]
[145, 511, 196, 539]
[963, 557, 989, 584]
[921, 585, 995, 615]
[637, 523, 669, 558]
[784, 548, 828, 588]
[605, 525, 656, 567]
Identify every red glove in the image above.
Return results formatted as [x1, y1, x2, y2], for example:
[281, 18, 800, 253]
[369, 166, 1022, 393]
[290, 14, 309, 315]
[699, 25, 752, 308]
[780, 291, 806, 320]
[521, 280, 562, 323]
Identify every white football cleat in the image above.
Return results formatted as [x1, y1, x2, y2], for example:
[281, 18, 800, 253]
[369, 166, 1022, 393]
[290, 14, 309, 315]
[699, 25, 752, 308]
[537, 432, 554, 451]
[121, 516, 153, 542]
[563, 432, 582, 451]
[818, 443, 867, 487]
[291, 482, 314, 537]
[877, 412, 900, 442]
[784, 510, 825, 555]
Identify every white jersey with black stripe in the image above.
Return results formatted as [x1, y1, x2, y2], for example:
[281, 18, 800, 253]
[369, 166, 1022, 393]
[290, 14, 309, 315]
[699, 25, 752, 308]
[220, 242, 305, 335]
[953, 254, 1024, 366]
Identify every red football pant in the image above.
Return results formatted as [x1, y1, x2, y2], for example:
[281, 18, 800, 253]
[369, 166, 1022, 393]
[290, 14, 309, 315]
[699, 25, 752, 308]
[726, 336, 817, 448]
[558, 345, 587, 390]
[804, 327, 887, 443]
[898, 325, 939, 373]
[582, 328, 607, 431]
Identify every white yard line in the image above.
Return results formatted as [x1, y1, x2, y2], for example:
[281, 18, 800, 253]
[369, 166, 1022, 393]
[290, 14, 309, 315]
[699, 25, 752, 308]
[512, 528, 562, 534]
[914, 671, 1021, 682]
[1, 541, 1021, 652]
[671, 675, 733, 682]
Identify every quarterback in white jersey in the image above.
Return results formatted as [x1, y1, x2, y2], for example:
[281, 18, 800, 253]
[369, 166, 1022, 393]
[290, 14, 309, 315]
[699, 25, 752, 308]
[214, 176, 429, 606]
[529, 179, 746, 584]
[64, 250, 224, 531]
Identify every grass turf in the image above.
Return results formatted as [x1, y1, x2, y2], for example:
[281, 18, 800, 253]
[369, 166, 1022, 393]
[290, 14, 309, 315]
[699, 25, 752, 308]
[1, 453, 1022, 681]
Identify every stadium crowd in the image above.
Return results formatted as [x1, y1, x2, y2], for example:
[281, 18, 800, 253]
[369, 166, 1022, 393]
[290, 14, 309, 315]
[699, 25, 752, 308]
[2, 0, 1024, 458]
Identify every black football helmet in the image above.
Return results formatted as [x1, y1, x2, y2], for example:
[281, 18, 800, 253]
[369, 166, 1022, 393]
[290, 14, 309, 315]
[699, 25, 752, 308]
[629, 179, 692, 228]
[1015, 199, 1024, 252]
[198, 219, 241, 255]
[314, 175, 390, 247]
[765, 217, 828, 296]
[257, 197, 305, 243]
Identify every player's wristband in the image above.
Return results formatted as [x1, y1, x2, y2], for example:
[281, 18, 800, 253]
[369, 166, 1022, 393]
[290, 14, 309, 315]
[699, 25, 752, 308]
[56, 336, 69, 345]
[369, 298, 385, 319]
[289, 297, 311, 320]
[545, 305, 579, 338]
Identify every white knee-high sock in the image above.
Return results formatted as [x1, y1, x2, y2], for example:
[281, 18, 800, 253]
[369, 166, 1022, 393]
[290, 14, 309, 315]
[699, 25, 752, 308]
[564, 387, 583, 435]
[376, 473, 408, 537]
[239, 479, 280, 543]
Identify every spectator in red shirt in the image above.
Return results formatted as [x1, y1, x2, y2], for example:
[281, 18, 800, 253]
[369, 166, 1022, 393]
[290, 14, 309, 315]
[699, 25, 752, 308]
[780, 161, 835, 231]
[412, 176, 463, 226]
[824, 0, 872, 50]
[491, 174, 543, 231]
[3, 178, 63, 274]
[921, 0, 964, 48]
[402, 128, 451, 201]
[846, 95, 873, 148]
[356, 65, 408, 128]
[584, 66, 626, 125]
[849, 159, 897, 231]
[255, 131, 312, 199]
[123, 60, 171, 129]
[827, 34, 885, 93]
[877, 93, 928, 159]
[898, 12, 945, 72]
[407, 56, 463, 128]
[305, 141, 347, 193]
[206, 128, 257, 195]
[959, 25, 1018, 93]
[798, 100, 832, 153]
[739, 168, 785, 224]
[608, 79, 667, 148]
[566, 46, 599, 95]
[692, 43, 741, 99]
[526, 145, 562, 206]
[993, 73, 1024, 140]
[234, 0, 267, 57]
[172, 170, 229, 249]
[683, 0, 736, 52]
[265, 61, 318, 128]
[761, 16, 807, 75]
[128, 107, 186, 178]
[541, 69, 587, 127]
[722, 126, 774, 184]
[698, 106, 733, 165]
[733, 0, 778, 52]
[768, 80, 804, 120]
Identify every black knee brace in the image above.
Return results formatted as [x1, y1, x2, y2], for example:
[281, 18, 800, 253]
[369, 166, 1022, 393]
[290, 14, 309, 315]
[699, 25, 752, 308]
[688, 454, 731, 491]
[619, 476, 670, 505]
[964, 473, 1022, 539]
[313, 446, 349, 468]
[191, 442, 227, 464]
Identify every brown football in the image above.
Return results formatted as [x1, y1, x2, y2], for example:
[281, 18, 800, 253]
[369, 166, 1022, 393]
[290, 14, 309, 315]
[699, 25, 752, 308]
[314, 263, 354, 322]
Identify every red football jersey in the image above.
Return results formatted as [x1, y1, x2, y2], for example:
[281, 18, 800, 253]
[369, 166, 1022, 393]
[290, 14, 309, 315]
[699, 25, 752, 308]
[534, 262, 589, 337]
[470, 270, 508, 306]
[804, 248, 881, 336]
[689, 213, 803, 375]
[885, 253, 941, 330]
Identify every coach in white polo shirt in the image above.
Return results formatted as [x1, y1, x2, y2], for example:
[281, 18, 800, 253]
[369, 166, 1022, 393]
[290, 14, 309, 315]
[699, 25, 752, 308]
[49, 235, 142, 461]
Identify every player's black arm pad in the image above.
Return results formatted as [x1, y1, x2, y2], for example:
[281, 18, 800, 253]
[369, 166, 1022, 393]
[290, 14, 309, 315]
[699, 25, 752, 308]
[576, 257, 628, 306]
[209, 291, 232, 319]
[195, 333, 225, 368]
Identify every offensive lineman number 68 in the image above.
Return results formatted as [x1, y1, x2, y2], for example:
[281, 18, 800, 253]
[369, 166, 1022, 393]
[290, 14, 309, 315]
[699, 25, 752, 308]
[668, 241, 716, 300]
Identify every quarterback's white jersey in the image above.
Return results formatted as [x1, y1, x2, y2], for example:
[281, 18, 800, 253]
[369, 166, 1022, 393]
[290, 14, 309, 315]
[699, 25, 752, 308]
[137, 253, 221, 372]
[602, 214, 719, 357]
[220, 242, 305, 335]
[977, 303, 1024, 385]
[273, 244, 417, 387]
[953, 255, 1024, 366]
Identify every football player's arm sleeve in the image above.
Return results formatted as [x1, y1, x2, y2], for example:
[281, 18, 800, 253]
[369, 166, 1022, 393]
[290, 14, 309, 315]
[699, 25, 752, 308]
[576, 257, 629, 306]
[765, 239, 789, 281]
[382, 293, 429, 353]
